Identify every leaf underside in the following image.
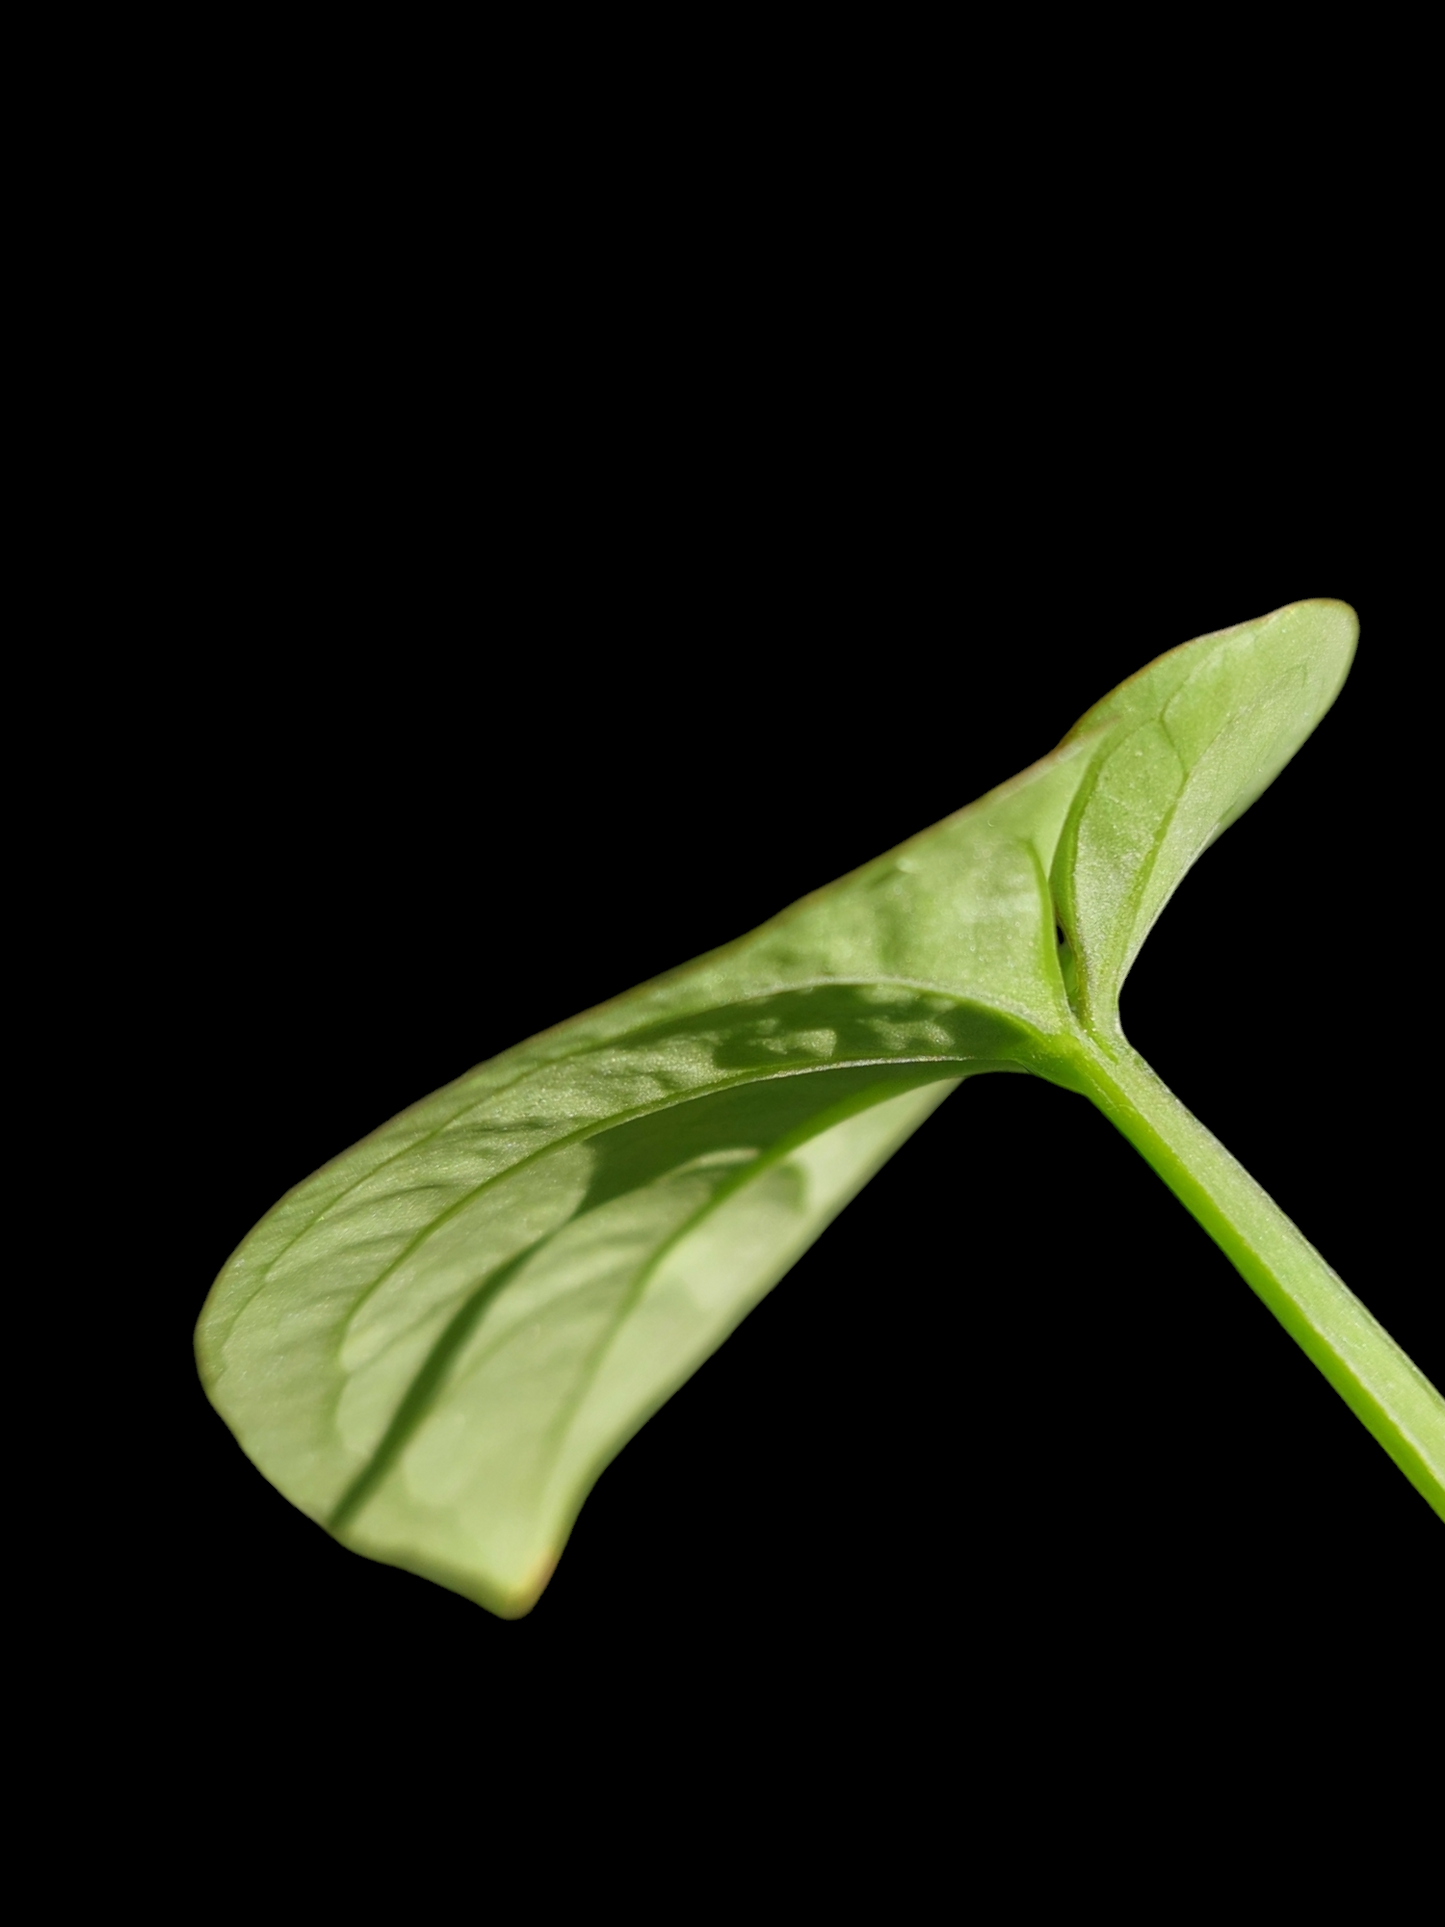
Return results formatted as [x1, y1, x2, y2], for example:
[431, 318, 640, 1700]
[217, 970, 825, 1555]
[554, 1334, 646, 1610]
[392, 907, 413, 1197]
[197, 600, 1360, 1613]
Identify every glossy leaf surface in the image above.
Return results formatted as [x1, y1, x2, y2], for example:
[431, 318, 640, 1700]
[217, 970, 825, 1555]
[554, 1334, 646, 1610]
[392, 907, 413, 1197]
[197, 597, 1441, 1614]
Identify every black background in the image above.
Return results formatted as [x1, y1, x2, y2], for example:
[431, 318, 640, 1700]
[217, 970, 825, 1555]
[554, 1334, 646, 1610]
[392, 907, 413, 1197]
[122, 280, 1440, 1746]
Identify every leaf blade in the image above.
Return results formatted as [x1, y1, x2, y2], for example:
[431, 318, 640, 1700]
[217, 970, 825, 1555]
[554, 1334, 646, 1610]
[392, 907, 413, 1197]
[197, 736, 1096, 1595]
[199, 597, 1409, 1614]
[1051, 598, 1357, 1020]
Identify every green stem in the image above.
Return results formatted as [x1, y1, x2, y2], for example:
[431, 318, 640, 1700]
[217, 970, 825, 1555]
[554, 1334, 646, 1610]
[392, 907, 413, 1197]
[1066, 1032, 1445, 1524]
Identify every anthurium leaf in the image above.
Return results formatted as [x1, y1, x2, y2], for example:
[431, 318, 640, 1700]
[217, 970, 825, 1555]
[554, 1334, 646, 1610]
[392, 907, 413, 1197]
[198, 597, 1441, 1616]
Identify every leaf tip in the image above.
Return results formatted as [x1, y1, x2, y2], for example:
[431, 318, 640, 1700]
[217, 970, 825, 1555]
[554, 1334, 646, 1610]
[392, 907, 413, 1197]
[493, 1553, 559, 1620]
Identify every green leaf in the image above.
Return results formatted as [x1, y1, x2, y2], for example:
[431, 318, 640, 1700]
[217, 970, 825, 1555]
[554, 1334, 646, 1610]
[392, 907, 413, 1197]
[196, 597, 1442, 1615]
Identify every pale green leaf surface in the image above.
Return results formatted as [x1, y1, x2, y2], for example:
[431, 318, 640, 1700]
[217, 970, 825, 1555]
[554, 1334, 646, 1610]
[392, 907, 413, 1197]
[1051, 599, 1357, 1021]
[197, 738, 1097, 1608]
[200, 597, 1439, 1615]
[334, 1074, 958, 1611]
